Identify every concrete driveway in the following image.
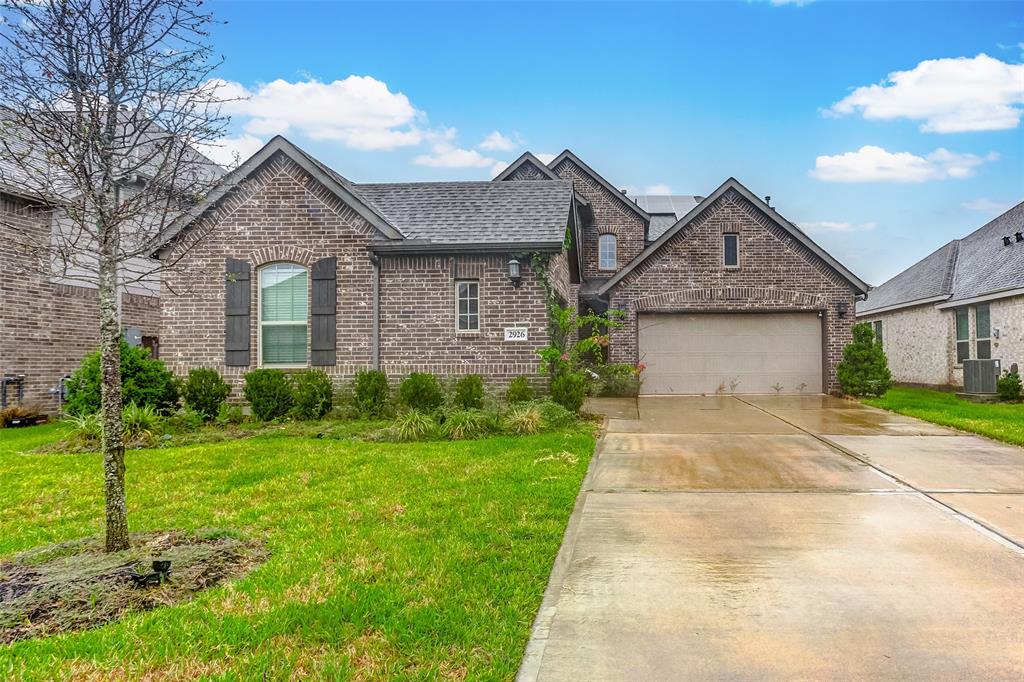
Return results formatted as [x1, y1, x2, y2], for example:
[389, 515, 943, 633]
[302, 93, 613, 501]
[519, 395, 1024, 681]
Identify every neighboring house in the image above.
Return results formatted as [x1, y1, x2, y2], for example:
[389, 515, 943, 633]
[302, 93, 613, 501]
[0, 123, 221, 411]
[154, 137, 867, 396]
[856, 201, 1024, 388]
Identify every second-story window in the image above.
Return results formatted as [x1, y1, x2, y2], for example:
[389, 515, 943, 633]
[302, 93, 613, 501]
[723, 233, 739, 267]
[598, 234, 617, 270]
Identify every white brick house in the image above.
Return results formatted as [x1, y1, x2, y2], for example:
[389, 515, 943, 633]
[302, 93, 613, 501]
[856, 201, 1024, 388]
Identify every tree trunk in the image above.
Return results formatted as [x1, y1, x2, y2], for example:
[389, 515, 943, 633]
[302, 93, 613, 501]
[99, 232, 128, 552]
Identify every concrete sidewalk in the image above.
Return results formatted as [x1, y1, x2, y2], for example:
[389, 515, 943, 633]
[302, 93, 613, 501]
[518, 395, 1024, 681]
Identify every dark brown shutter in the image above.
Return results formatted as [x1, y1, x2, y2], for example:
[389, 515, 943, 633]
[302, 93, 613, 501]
[224, 258, 251, 366]
[310, 257, 337, 366]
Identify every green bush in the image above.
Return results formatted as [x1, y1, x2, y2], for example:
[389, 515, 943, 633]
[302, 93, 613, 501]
[593, 363, 642, 397]
[537, 400, 576, 429]
[167, 406, 205, 432]
[392, 409, 437, 442]
[506, 376, 534, 404]
[215, 402, 245, 426]
[243, 369, 294, 422]
[441, 409, 494, 440]
[836, 323, 893, 397]
[997, 370, 1022, 402]
[354, 369, 389, 417]
[181, 368, 231, 421]
[291, 369, 333, 420]
[453, 374, 485, 410]
[122, 402, 161, 441]
[505, 404, 542, 435]
[551, 372, 587, 413]
[398, 372, 444, 412]
[64, 340, 179, 415]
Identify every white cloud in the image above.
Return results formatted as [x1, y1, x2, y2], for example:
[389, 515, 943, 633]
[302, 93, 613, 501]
[800, 220, 877, 233]
[414, 141, 497, 169]
[196, 134, 265, 168]
[962, 198, 1015, 214]
[478, 131, 519, 152]
[212, 76, 424, 151]
[827, 54, 1024, 133]
[534, 152, 557, 165]
[810, 145, 997, 183]
[490, 161, 510, 178]
[644, 183, 673, 195]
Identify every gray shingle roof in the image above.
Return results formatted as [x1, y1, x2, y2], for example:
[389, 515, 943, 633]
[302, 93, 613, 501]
[857, 200, 1024, 314]
[354, 180, 573, 244]
[949, 200, 1024, 302]
[630, 195, 702, 239]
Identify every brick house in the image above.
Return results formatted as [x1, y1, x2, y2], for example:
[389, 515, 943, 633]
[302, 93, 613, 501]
[155, 136, 867, 396]
[0, 190, 161, 412]
[856, 201, 1024, 388]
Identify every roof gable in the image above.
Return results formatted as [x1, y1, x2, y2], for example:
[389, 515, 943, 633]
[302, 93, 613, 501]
[493, 152, 561, 182]
[153, 136, 402, 258]
[948, 200, 1024, 303]
[597, 177, 869, 296]
[547, 150, 650, 222]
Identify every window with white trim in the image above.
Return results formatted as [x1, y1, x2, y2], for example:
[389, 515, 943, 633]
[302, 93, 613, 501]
[955, 307, 970, 364]
[260, 263, 308, 366]
[723, 233, 739, 267]
[598, 234, 617, 270]
[456, 280, 479, 332]
[975, 303, 991, 360]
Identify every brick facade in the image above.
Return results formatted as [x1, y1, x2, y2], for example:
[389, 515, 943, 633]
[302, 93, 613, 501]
[604, 189, 857, 393]
[862, 294, 1024, 388]
[550, 157, 646, 280]
[161, 151, 559, 395]
[0, 194, 160, 412]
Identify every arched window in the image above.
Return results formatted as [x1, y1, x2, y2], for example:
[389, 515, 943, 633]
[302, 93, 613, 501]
[259, 263, 308, 366]
[598, 234, 617, 270]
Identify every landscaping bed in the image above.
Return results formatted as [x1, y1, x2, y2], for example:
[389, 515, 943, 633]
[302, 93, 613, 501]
[1, 530, 266, 644]
[864, 386, 1024, 447]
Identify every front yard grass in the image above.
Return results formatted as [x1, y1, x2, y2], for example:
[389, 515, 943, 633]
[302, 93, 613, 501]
[864, 386, 1024, 447]
[0, 421, 594, 680]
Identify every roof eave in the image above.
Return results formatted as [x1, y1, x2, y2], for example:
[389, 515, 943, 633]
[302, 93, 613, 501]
[368, 240, 563, 255]
[935, 286, 1024, 309]
[855, 294, 952, 316]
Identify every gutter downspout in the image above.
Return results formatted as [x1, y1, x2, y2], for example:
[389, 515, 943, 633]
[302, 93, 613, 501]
[370, 252, 380, 369]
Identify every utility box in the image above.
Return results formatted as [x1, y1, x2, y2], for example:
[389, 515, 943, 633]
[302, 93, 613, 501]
[962, 359, 1001, 395]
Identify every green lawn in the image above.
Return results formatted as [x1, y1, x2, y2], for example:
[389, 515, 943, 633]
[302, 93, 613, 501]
[864, 387, 1024, 447]
[0, 422, 594, 680]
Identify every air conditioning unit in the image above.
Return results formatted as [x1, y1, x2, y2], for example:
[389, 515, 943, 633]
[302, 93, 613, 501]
[962, 359, 1001, 395]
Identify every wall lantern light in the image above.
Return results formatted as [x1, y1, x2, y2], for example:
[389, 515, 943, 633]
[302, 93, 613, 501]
[508, 258, 522, 288]
[837, 300, 849, 318]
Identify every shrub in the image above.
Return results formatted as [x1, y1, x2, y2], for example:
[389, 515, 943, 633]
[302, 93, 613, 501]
[505, 404, 542, 435]
[551, 372, 587, 413]
[215, 402, 245, 426]
[997, 370, 1022, 402]
[291, 369, 333, 420]
[392, 409, 436, 442]
[453, 374, 485, 410]
[593, 363, 642, 397]
[181, 368, 231, 421]
[243, 369, 294, 421]
[62, 412, 103, 444]
[122, 402, 161, 441]
[167, 406, 205, 432]
[537, 400, 576, 429]
[64, 340, 179, 415]
[353, 369, 389, 417]
[506, 376, 534, 404]
[397, 372, 444, 412]
[836, 323, 893, 397]
[441, 409, 494, 440]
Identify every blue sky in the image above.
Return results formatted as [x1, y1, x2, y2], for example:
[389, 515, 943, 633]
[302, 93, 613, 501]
[207, 0, 1024, 285]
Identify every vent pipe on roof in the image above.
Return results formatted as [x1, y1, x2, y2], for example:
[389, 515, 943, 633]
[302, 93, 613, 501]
[1016, 232, 1023, 242]
[1004, 236, 1012, 246]
[764, 195, 772, 208]
[619, 188, 628, 195]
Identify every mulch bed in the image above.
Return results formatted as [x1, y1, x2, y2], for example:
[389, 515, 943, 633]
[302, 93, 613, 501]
[0, 530, 267, 643]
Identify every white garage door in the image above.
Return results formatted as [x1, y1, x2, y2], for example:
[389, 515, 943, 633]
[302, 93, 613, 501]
[638, 313, 823, 395]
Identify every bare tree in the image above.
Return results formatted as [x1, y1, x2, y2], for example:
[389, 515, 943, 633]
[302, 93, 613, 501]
[0, 0, 229, 551]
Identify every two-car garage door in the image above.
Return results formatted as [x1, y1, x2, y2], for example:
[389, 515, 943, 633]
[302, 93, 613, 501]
[638, 313, 823, 395]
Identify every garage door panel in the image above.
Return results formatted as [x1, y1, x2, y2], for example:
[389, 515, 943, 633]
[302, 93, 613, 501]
[639, 313, 822, 395]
